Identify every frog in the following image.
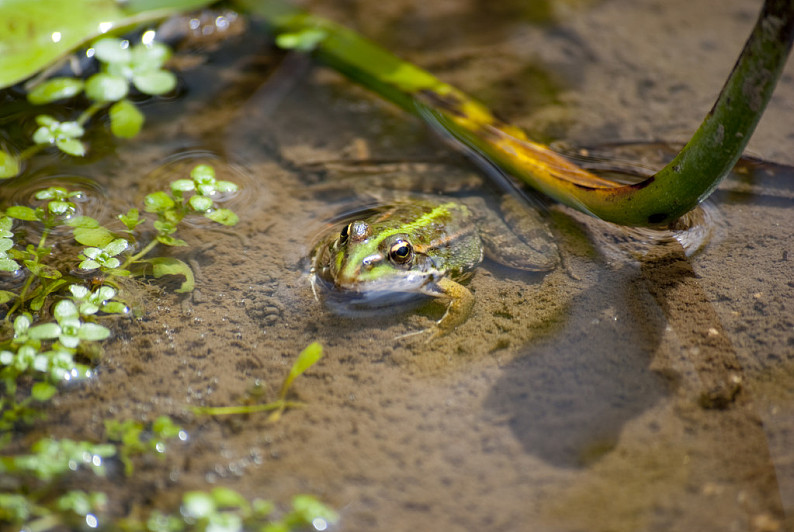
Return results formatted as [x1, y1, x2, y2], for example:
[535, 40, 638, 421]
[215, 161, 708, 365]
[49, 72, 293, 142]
[310, 187, 559, 339]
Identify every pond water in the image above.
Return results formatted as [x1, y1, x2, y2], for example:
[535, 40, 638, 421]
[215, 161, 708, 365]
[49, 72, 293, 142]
[3, 0, 794, 530]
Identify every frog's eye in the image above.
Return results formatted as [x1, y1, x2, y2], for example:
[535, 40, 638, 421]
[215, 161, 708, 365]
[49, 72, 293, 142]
[388, 240, 413, 264]
[339, 223, 351, 244]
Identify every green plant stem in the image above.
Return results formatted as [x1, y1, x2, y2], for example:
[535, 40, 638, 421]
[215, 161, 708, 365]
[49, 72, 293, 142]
[236, 0, 794, 227]
[192, 399, 305, 416]
[5, 228, 50, 320]
[17, 143, 45, 162]
[76, 101, 106, 126]
[119, 238, 158, 270]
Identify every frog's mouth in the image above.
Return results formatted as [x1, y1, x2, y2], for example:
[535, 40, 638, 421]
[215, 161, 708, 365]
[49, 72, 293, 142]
[313, 270, 436, 307]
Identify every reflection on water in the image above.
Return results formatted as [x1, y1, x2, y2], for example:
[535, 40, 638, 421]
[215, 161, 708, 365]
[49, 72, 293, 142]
[2, 1, 793, 530]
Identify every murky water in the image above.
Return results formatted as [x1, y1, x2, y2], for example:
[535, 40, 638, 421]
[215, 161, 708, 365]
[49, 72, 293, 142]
[3, 0, 794, 530]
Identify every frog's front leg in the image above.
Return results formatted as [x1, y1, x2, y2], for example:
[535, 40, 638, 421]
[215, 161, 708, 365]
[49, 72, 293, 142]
[421, 277, 475, 340]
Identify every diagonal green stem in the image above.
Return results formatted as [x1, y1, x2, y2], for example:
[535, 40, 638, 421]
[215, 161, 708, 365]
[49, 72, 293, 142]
[236, 0, 794, 227]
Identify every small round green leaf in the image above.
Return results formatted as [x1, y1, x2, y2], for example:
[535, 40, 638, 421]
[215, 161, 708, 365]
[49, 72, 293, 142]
[66, 215, 100, 229]
[101, 301, 128, 314]
[79, 259, 101, 270]
[131, 42, 171, 70]
[28, 322, 61, 340]
[73, 226, 114, 247]
[190, 164, 215, 182]
[188, 195, 213, 212]
[93, 38, 131, 65]
[6, 205, 39, 221]
[109, 99, 144, 139]
[85, 73, 129, 103]
[27, 77, 85, 104]
[54, 300, 79, 321]
[78, 322, 111, 341]
[144, 191, 175, 213]
[104, 238, 129, 256]
[0, 258, 19, 271]
[214, 180, 239, 193]
[132, 69, 176, 95]
[0, 150, 20, 178]
[56, 138, 86, 157]
[205, 208, 239, 226]
[170, 179, 194, 192]
[32, 381, 58, 401]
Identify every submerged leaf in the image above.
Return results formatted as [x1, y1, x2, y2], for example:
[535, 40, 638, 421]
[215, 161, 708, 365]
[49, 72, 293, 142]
[148, 257, 195, 292]
[279, 342, 323, 400]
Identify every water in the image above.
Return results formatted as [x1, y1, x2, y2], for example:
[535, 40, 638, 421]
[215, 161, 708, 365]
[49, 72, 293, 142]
[3, 0, 794, 530]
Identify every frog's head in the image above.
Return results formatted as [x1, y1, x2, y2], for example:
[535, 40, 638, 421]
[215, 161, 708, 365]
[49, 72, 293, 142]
[317, 220, 436, 295]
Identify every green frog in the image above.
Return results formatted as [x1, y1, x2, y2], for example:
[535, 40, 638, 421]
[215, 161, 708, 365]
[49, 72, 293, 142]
[311, 193, 559, 339]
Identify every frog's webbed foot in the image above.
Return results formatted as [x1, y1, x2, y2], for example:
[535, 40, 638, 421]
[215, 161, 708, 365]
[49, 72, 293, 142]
[471, 195, 559, 271]
[421, 277, 475, 341]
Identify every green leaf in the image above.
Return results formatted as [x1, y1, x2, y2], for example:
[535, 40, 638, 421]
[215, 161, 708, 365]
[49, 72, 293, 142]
[214, 180, 238, 193]
[118, 208, 141, 230]
[144, 191, 175, 213]
[190, 164, 215, 182]
[0, 150, 20, 178]
[131, 41, 171, 69]
[48, 200, 73, 215]
[32, 381, 57, 401]
[148, 257, 194, 292]
[0, 257, 20, 271]
[85, 72, 129, 102]
[66, 215, 100, 228]
[79, 259, 101, 270]
[210, 487, 248, 510]
[182, 491, 215, 520]
[27, 77, 85, 104]
[109, 99, 144, 138]
[53, 299, 79, 321]
[279, 342, 323, 399]
[31, 278, 69, 311]
[188, 195, 213, 212]
[104, 238, 129, 256]
[93, 38, 131, 65]
[170, 179, 194, 193]
[155, 234, 187, 247]
[205, 208, 238, 226]
[6, 205, 39, 221]
[56, 138, 86, 157]
[73, 226, 114, 247]
[28, 322, 61, 340]
[78, 322, 111, 341]
[132, 69, 177, 95]
[101, 301, 128, 314]
[0, 289, 16, 303]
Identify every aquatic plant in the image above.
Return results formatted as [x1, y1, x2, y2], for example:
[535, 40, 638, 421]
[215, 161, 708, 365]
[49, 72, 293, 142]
[194, 341, 325, 422]
[0, 35, 179, 177]
[0, 175, 331, 529]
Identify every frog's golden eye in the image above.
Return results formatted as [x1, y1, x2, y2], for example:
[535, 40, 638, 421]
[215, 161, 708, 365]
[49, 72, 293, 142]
[339, 223, 351, 244]
[389, 240, 413, 264]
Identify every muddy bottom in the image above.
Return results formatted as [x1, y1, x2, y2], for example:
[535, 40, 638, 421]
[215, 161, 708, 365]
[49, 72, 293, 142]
[6, 0, 794, 530]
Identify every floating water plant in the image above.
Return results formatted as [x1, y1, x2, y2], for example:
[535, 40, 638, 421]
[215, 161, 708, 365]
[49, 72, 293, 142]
[1, 35, 180, 177]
